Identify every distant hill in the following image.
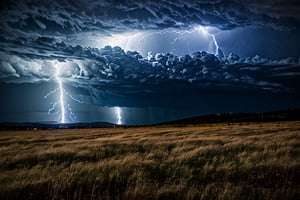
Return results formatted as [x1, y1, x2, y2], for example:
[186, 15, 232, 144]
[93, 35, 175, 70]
[161, 109, 300, 126]
[1, 109, 300, 130]
[0, 121, 115, 131]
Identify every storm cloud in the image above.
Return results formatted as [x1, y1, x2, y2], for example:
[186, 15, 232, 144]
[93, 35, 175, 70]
[0, 0, 299, 124]
[1, 0, 299, 59]
[1, 0, 299, 37]
[1, 44, 299, 107]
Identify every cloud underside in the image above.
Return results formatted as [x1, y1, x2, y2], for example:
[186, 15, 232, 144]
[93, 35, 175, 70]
[1, 0, 300, 39]
[0, 0, 300, 108]
[1, 43, 299, 107]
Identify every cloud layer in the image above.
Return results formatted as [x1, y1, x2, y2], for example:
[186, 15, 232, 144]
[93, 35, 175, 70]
[0, 1, 299, 124]
[1, 0, 299, 40]
[1, 43, 299, 108]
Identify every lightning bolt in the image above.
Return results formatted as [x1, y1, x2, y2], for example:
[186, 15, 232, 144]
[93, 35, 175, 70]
[56, 64, 65, 123]
[145, 26, 222, 56]
[96, 25, 221, 57]
[197, 26, 220, 56]
[115, 107, 122, 125]
[150, 28, 196, 55]
[97, 32, 146, 53]
[45, 62, 82, 123]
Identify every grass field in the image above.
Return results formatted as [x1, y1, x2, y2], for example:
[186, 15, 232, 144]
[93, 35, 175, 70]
[0, 121, 299, 199]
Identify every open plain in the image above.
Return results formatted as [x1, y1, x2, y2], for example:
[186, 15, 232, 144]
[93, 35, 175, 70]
[0, 121, 299, 199]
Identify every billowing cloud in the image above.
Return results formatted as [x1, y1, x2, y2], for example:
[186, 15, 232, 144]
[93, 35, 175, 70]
[0, 0, 299, 122]
[0, 61, 19, 78]
[1, 1, 298, 63]
[0, 0, 299, 60]
[0, 44, 299, 108]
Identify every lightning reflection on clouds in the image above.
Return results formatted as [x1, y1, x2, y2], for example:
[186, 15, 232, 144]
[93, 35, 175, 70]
[97, 32, 146, 53]
[90, 26, 221, 56]
[197, 26, 220, 55]
[160, 26, 221, 55]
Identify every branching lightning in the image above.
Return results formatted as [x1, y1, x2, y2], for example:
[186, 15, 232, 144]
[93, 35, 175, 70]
[45, 62, 82, 123]
[153, 26, 222, 56]
[96, 25, 221, 57]
[97, 32, 146, 53]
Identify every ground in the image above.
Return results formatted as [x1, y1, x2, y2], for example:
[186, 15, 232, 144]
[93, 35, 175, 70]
[0, 121, 299, 199]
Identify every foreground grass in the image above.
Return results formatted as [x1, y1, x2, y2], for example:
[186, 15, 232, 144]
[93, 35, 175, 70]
[0, 121, 299, 200]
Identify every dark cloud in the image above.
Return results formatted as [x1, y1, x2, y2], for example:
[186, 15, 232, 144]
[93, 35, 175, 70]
[0, 43, 299, 108]
[1, 1, 299, 62]
[241, 0, 300, 20]
[0, 0, 299, 41]
[0, 0, 299, 124]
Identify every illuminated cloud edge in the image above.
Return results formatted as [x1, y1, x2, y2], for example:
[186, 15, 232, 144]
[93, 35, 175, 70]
[1, 44, 299, 94]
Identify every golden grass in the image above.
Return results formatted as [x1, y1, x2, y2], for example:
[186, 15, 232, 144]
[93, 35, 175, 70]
[0, 121, 299, 199]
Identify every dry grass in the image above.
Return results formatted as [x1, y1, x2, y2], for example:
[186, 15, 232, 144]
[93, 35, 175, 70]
[0, 121, 299, 199]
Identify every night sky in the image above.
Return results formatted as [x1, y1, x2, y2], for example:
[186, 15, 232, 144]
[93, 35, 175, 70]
[0, 0, 300, 125]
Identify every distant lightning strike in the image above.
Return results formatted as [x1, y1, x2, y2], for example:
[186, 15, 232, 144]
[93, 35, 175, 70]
[115, 107, 122, 125]
[149, 26, 221, 56]
[98, 25, 221, 56]
[197, 26, 220, 55]
[55, 64, 66, 123]
[97, 32, 146, 53]
[45, 62, 81, 123]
